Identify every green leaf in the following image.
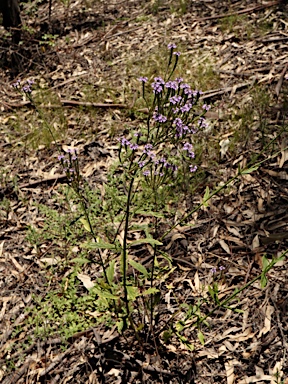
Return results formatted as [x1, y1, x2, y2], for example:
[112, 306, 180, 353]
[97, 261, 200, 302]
[79, 217, 92, 233]
[208, 285, 215, 300]
[262, 255, 270, 271]
[260, 274, 268, 288]
[129, 238, 163, 247]
[106, 260, 115, 285]
[142, 287, 159, 296]
[82, 241, 116, 250]
[128, 259, 149, 278]
[126, 286, 140, 301]
[241, 165, 259, 175]
[71, 257, 90, 265]
[203, 186, 210, 207]
[198, 330, 205, 345]
[116, 320, 124, 333]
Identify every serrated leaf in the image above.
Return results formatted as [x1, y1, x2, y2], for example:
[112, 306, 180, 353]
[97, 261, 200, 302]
[79, 217, 92, 232]
[82, 241, 116, 250]
[129, 238, 163, 247]
[71, 257, 90, 265]
[198, 331, 205, 345]
[127, 285, 140, 301]
[106, 260, 115, 285]
[116, 320, 124, 333]
[128, 259, 149, 278]
[142, 287, 159, 296]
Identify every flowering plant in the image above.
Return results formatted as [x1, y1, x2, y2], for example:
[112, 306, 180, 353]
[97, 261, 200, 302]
[118, 44, 210, 194]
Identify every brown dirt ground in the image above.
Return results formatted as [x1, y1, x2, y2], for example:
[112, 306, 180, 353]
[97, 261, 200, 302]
[0, 0, 288, 383]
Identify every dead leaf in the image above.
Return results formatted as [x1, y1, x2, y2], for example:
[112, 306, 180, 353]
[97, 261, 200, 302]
[219, 239, 231, 254]
[258, 305, 274, 337]
[77, 273, 95, 290]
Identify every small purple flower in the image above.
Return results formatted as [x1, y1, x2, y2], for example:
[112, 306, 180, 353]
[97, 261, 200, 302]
[134, 132, 142, 137]
[203, 104, 211, 111]
[153, 112, 167, 123]
[219, 266, 225, 271]
[183, 143, 193, 152]
[152, 82, 163, 94]
[188, 151, 195, 158]
[22, 85, 32, 93]
[169, 95, 182, 105]
[138, 161, 146, 168]
[120, 137, 131, 146]
[144, 144, 153, 152]
[129, 143, 139, 150]
[12, 79, 21, 88]
[174, 118, 183, 127]
[168, 43, 177, 49]
[180, 83, 190, 90]
[183, 125, 190, 134]
[138, 76, 148, 83]
[154, 76, 165, 85]
[72, 155, 77, 160]
[198, 117, 209, 129]
[143, 169, 150, 176]
[211, 267, 217, 274]
[58, 154, 65, 161]
[184, 88, 192, 96]
[148, 151, 156, 159]
[172, 107, 179, 114]
[173, 51, 181, 56]
[180, 103, 192, 113]
[165, 80, 178, 90]
[26, 79, 35, 86]
[176, 77, 183, 83]
[69, 168, 75, 173]
[189, 165, 197, 173]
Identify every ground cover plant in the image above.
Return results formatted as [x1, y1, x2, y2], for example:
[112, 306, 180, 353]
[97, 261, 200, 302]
[0, 1, 288, 383]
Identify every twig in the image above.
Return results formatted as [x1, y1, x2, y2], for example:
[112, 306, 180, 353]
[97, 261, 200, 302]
[275, 63, 288, 98]
[2, 99, 127, 109]
[193, 1, 281, 22]
[201, 82, 252, 100]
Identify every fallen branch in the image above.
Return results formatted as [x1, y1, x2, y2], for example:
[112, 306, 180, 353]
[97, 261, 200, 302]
[194, 1, 281, 22]
[2, 99, 127, 109]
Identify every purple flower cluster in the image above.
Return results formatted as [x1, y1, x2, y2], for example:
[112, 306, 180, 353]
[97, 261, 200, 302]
[152, 77, 165, 94]
[169, 95, 182, 105]
[182, 142, 195, 158]
[118, 137, 139, 151]
[198, 117, 209, 130]
[202, 103, 211, 111]
[173, 118, 190, 138]
[12, 79, 35, 93]
[211, 266, 225, 274]
[138, 76, 148, 83]
[57, 148, 79, 183]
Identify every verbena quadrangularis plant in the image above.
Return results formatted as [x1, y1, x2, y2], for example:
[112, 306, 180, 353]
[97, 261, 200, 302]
[13, 46, 288, 349]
